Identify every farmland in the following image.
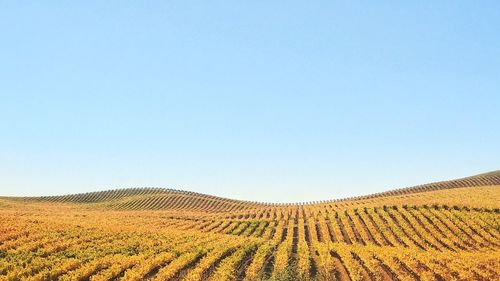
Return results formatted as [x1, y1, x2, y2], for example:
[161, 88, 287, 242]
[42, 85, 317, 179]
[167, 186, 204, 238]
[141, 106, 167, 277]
[0, 172, 499, 280]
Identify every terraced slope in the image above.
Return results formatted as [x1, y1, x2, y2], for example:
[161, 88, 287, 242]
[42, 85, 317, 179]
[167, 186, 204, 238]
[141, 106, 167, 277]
[0, 171, 499, 281]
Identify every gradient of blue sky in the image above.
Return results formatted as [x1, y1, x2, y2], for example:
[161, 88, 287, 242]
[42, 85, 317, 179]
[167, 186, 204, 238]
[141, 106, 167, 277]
[1, 1, 499, 202]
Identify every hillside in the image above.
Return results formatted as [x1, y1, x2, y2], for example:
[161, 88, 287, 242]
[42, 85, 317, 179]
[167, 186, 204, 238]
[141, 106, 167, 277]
[0, 171, 499, 280]
[9, 170, 500, 212]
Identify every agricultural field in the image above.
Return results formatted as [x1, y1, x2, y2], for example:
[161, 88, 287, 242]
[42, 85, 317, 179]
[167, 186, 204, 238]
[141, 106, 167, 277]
[0, 172, 499, 280]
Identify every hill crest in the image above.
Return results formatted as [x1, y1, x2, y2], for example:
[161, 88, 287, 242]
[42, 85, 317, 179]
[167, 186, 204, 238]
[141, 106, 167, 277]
[5, 170, 498, 211]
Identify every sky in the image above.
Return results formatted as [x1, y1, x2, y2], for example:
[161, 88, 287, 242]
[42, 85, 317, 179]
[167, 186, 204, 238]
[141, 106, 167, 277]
[0, 1, 499, 202]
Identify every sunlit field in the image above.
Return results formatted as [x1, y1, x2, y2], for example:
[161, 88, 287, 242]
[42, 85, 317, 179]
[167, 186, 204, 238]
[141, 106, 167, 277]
[1, 173, 499, 280]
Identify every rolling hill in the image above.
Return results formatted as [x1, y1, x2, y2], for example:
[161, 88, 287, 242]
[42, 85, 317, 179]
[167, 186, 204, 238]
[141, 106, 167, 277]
[0, 171, 499, 280]
[12, 170, 500, 211]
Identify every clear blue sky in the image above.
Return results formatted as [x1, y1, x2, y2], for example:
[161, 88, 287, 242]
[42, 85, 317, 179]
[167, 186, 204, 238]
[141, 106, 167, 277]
[1, 1, 499, 202]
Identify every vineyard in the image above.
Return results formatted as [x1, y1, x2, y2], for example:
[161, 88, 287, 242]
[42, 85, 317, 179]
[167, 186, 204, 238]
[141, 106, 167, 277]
[0, 172, 499, 280]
